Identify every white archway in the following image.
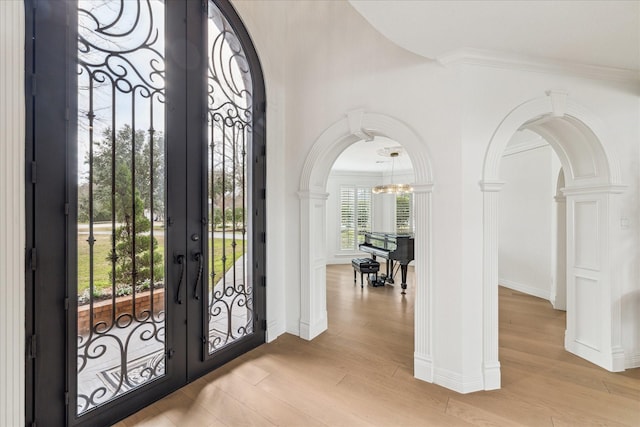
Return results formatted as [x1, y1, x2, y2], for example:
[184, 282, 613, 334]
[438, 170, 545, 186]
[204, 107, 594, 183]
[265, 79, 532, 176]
[298, 110, 436, 382]
[481, 92, 626, 390]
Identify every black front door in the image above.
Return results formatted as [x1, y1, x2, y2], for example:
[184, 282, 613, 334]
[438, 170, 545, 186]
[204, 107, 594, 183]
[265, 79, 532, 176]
[25, 1, 266, 425]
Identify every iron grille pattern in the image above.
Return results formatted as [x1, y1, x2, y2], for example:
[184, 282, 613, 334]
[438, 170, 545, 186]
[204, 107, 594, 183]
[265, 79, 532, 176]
[207, 1, 255, 353]
[75, 0, 166, 414]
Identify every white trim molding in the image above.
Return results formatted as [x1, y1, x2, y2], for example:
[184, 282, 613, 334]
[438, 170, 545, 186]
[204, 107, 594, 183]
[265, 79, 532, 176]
[499, 278, 549, 301]
[546, 90, 568, 117]
[347, 109, 374, 142]
[434, 367, 484, 395]
[437, 48, 640, 84]
[298, 111, 437, 388]
[479, 180, 505, 193]
[483, 93, 623, 188]
[298, 190, 330, 340]
[502, 135, 548, 157]
[625, 348, 640, 369]
[482, 93, 627, 386]
[561, 184, 627, 196]
[480, 181, 503, 390]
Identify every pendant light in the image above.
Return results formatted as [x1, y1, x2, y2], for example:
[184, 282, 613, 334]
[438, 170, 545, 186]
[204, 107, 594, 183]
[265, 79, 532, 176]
[372, 150, 413, 194]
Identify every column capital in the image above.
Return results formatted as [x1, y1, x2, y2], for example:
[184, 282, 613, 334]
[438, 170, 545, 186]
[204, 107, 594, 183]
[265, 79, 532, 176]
[479, 180, 505, 192]
[297, 190, 329, 201]
[412, 182, 434, 194]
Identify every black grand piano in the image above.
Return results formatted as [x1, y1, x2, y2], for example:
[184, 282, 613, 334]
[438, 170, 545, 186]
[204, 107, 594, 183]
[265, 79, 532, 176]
[358, 231, 414, 294]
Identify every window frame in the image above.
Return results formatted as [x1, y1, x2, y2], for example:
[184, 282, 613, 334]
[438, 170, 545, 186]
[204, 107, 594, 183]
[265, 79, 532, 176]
[395, 192, 414, 234]
[339, 185, 373, 251]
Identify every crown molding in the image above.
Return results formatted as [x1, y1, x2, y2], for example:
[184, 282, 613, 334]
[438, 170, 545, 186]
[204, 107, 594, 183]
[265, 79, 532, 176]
[437, 48, 640, 84]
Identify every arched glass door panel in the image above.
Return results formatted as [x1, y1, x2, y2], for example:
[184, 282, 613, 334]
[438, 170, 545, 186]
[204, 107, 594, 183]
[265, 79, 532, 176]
[75, 0, 166, 415]
[205, 0, 255, 357]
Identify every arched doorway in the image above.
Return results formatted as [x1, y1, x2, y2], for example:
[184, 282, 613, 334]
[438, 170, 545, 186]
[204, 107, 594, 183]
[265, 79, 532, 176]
[298, 110, 436, 382]
[481, 92, 626, 390]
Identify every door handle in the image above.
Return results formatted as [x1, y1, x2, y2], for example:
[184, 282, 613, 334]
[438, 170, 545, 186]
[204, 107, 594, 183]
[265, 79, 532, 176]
[174, 253, 186, 304]
[192, 251, 203, 300]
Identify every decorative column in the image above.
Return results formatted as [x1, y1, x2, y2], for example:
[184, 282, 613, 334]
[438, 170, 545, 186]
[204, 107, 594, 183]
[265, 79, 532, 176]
[552, 192, 567, 310]
[413, 183, 434, 382]
[480, 180, 504, 390]
[0, 1, 26, 425]
[298, 190, 329, 340]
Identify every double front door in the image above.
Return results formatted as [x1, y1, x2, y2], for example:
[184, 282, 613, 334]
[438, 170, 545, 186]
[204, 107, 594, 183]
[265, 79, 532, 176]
[26, 1, 266, 425]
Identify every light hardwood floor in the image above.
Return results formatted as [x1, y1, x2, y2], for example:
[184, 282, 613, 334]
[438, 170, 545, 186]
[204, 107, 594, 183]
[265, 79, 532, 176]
[116, 264, 640, 426]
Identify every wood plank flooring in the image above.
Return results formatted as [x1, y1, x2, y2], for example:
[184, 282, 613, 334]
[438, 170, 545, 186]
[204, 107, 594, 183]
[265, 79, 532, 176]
[115, 265, 640, 426]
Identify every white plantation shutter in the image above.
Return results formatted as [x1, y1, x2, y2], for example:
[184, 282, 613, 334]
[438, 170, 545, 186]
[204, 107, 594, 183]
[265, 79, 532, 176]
[356, 188, 371, 244]
[340, 187, 356, 250]
[340, 186, 372, 250]
[396, 193, 413, 233]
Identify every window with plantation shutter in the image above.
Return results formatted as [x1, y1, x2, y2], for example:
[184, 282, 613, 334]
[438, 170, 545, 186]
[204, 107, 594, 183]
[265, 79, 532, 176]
[340, 186, 372, 250]
[396, 193, 413, 233]
[340, 187, 355, 250]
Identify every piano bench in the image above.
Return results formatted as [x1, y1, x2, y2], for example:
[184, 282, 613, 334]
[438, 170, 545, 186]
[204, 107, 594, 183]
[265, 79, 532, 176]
[351, 258, 380, 288]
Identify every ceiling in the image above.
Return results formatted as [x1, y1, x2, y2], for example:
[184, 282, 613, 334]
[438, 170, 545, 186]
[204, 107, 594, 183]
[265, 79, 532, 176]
[329, 131, 540, 173]
[331, 137, 414, 173]
[331, 1, 638, 174]
[348, 0, 640, 71]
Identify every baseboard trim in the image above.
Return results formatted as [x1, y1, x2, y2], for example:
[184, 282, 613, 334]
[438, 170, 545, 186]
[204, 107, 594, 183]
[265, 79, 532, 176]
[414, 353, 434, 383]
[483, 362, 501, 390]
[499, 278, 549, 300]
[299, 313, 328, 340]
[624, 348, 640, 369]
[433, 367, 484, 394]
[266, 320, 285, 343]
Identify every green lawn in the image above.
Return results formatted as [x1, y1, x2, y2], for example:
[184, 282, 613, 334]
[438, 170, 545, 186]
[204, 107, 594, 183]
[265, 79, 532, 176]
[77, 232, 245, 297]
[209, 237, 246, 281]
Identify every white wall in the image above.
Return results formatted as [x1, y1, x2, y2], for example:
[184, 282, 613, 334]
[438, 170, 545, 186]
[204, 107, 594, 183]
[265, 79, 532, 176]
[499, 133, 561, 301]
[0, 2, 25, 425]
[233, 0, 640, 390]
[231, 0, 289, 340]
[237, 0, 463, 341]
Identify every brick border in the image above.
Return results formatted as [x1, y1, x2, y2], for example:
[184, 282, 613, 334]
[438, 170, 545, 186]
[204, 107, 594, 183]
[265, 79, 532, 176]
[77, 288, 165, 335]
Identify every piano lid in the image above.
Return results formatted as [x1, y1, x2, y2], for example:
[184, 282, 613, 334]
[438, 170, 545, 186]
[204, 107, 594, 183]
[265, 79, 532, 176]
[365, 231, 414, 239]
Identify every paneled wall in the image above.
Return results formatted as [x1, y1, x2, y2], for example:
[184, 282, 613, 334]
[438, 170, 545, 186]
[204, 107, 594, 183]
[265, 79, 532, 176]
[0, 2, 26, 425]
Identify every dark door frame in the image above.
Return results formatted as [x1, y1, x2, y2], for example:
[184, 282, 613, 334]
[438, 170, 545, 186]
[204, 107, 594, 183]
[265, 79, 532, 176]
[24, 1, 266, 425]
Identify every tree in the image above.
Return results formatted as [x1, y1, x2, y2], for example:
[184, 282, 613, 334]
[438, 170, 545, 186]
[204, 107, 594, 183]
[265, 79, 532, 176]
[87, 125, 165, 223]
[111, 187, 163, 287]
[207, 128, 246, 232]
[85, 125, 165, 287]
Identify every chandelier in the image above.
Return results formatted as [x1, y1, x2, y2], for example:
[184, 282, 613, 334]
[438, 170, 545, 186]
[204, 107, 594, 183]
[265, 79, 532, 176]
[372, 150, 413, 194]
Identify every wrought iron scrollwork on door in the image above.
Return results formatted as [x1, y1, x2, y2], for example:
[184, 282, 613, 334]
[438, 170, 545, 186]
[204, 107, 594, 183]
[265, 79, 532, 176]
[206, 1, 255, 354]
[75, 0, 166, 414]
